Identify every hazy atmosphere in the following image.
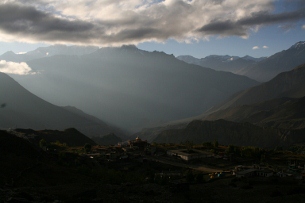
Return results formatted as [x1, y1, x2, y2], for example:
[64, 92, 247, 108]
[1, 1, 305, 202]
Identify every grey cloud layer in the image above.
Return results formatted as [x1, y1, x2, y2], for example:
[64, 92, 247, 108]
[0, 3, 97, 42]
[198, 8, 305, 35]
[0, 0, 304, 45]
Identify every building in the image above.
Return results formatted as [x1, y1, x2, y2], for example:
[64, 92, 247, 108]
[257, 169, 274, 177]
[128, 137, 149, 150]
[167, 149, 212, 161]
[276, 171, 288, 178]
[235, 169, 257, 178]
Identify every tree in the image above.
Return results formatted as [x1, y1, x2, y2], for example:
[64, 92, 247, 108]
[39, 139, 47, 148]
[196, 173, 204, 183]
[185, 140, 193, 152]
[213, 140, 219, 148]
[186, 171, 194, 183]
[84, 143, 92, 153]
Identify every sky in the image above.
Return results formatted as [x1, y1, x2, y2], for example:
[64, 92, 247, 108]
[0, 0, 304, 58]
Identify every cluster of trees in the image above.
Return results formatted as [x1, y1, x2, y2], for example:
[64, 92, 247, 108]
[225, 145, 263, 160]
[154, 171, 205, 185]
[39, 139, 92, 154]
[39, 139, 68, 150]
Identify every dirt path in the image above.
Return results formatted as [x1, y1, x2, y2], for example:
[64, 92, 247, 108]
[150, 157, 221, 173]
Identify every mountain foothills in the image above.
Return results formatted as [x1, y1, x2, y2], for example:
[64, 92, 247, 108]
[2, 45, 258, 132]
[0, 72, 126, 143]
[153, 120, 284, 148]
[14, 128, 96, 146]
[178, 41, 305, 82]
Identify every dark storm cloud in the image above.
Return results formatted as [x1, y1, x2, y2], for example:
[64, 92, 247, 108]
[198, 8, 305, 36]
[240, 9, 305, 25]
[0, 3, 97, 42]
[197, 20, 248, 36]
[108, 28, 160, 41]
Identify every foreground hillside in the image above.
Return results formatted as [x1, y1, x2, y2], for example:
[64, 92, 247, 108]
[0, 72, 126, 141]
[6, 45, 259, 132]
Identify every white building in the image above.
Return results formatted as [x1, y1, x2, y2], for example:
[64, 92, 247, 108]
[167, 149, 212, 161]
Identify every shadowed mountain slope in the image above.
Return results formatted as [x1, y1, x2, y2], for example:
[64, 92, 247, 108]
[0, 72, 126, 139]
[135, 63, 305, 144]
[207, 63, 305, 113]
[14, 128, 96, 146]
[205, 96, 305, 130]
[91, 133, 122, 146]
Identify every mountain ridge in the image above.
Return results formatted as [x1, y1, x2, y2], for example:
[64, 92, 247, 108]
[242, 41, 305, 82]
[177, 41, 305, 82]
[177, 54, 265, 74]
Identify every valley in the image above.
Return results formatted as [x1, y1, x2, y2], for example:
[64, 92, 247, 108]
[1, 41, 305, 202]
[1, 1, 305, 202]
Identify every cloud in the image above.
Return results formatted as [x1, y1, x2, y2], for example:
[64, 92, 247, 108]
[263, 46, 268, 49]
[303, 25, 305, 29]
[0, 60, 36, 75]
[0, 0, 304, 46]
[252, 46, 259, 50]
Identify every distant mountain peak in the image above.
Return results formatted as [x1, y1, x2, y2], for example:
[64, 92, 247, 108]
[2, 51, 16, 56]
[121, 44, 138, 50]
[205, 55, 239, 61]
[242, 55, 266, 62]
[26, 45, 99, 57]
[290, 41, 305, 49]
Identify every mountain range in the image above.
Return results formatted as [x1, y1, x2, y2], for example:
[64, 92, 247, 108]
[177, 41, 305, 82]
[1, 45, 258, 132]
[1, 41, 305, 147]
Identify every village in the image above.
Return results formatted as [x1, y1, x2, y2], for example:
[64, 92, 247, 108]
[76, 136, 305, 184]
[3, 129, 305, 202]
[9, 128, 305, 183]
